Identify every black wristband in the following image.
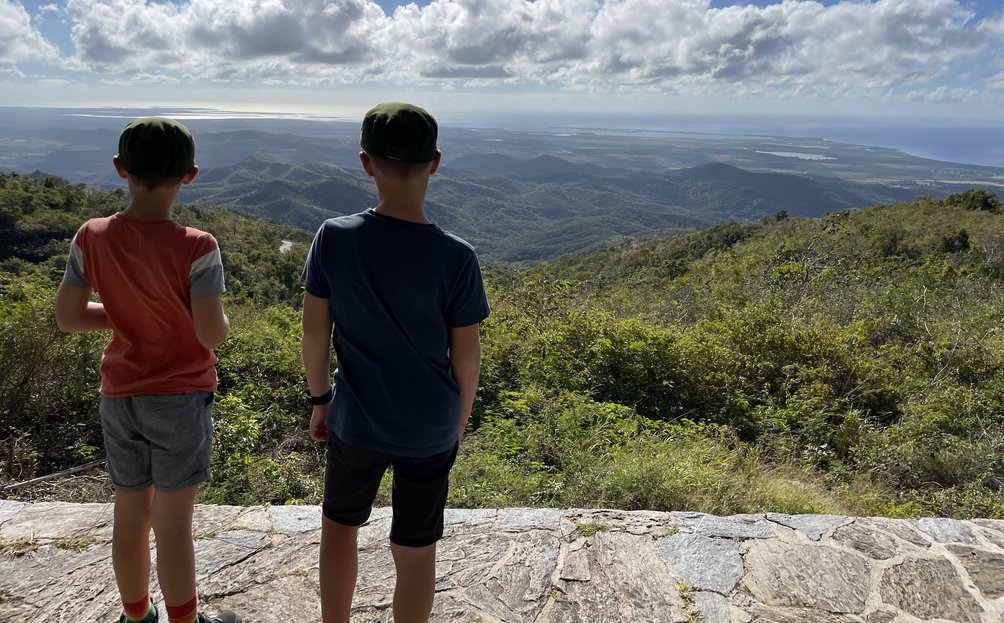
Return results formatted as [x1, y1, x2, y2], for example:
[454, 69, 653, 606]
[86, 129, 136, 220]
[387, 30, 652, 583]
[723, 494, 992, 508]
[309, 386, 333, 406]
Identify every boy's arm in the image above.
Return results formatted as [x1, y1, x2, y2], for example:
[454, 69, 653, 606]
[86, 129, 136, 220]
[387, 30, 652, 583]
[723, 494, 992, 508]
[55, 283, 109, 332]
[302, 291, 334, 442]
[449, 323, 482, 446]
[191, 294, 230, 349]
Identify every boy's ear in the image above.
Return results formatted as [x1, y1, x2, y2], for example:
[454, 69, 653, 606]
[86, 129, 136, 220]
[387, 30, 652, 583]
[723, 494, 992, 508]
[112, 155, 129, 179]
[359, 151, 375, 177]
[181, 165, 199, 185]
[429, 150, 442, 175]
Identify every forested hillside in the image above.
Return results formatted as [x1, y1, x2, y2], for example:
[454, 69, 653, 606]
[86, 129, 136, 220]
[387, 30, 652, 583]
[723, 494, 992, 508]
[2, 171, 1001, 519]
[177, 156, 925, 263]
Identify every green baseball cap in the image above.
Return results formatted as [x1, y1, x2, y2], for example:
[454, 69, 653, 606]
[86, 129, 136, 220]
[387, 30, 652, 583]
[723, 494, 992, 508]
[360, 102, 438, 164]
[117, 116, 195, 178]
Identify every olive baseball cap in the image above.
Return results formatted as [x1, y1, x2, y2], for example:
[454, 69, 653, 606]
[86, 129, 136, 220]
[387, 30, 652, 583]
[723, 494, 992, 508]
[117, 116, 195, 177]
[360, 102, 438, 164]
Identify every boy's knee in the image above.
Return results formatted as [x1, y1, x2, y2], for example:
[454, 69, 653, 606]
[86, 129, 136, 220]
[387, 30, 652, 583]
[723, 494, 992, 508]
[390, 542, 437, 565]
[113, 486, 154, 525]
[322, 515, 360, 538]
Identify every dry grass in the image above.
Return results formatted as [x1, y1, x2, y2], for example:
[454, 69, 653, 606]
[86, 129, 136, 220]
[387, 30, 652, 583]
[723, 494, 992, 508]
[0, 536, 40, 557]
[52, 534, 101, 551]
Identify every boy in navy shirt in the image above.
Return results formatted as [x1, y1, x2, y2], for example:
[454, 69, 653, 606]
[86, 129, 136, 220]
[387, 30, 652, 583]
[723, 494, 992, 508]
[301, 102, 489, 623]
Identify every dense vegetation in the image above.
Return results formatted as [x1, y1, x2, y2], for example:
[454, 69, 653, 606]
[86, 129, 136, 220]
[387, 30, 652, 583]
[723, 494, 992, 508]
[2, 171, 1001, 519]
[180, 156, 925, 263]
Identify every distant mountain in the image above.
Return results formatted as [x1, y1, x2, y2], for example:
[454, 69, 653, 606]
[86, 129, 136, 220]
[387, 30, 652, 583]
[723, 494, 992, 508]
[613, 162, 921, 221]
[177, 155, 930, 262]
[183, 157, 372, 230]
[192, 130, 360, 170]
[449, 153, 622, 181]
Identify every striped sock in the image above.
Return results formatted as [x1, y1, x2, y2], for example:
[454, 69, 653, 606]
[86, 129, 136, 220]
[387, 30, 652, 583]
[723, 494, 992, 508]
[166, 595, 199, 623]
[123, 595, 156, 622]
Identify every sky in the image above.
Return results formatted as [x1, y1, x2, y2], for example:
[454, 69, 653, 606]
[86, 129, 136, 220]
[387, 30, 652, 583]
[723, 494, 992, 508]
[2, 0, 1004, 127]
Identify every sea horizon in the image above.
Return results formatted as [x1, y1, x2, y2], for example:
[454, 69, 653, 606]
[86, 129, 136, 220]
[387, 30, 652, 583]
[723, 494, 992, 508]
[2, 105, 1003, 170]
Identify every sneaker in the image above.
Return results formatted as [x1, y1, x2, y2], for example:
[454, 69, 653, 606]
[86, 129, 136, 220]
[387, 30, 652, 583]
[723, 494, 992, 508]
[118, 604, 159, 623]
[198, 612, 242, 623]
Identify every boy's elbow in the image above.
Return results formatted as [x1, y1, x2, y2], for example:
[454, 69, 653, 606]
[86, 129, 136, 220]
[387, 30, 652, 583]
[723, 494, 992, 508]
[196, 332, 226, 350]
[54, 303, 84, 333]
[195, 316, 230, 349]
[54, 286, 81, 332]
[54, 312, 73, 333]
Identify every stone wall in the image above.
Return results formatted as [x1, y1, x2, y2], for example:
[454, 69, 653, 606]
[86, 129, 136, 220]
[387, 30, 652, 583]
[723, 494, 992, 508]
[1, 501, 1002, 622]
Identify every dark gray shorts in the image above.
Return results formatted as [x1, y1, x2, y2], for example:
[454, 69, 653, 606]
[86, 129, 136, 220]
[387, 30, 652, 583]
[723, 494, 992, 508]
[99, 391, 215, 493]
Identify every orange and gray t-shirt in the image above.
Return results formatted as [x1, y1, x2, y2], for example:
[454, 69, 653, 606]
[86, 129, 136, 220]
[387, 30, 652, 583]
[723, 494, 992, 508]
[62, 213, 226, 397]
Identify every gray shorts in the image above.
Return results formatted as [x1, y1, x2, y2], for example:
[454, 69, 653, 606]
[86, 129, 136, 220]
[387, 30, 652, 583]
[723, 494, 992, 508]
[100, 391, 215, 493]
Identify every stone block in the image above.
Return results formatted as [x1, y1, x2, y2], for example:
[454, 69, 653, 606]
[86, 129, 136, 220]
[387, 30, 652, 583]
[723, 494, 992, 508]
[879, 557, 983, 623]
[0, 499, 25, 526]
[497, 508, 563, 532]
[766, 513, 848, 541]
[742, 540, 870, 613]
[268, 504, 321, 534]
[749, 604, 866, 622]
[692, 590, 731, 623]
[673, 511, 775, 539]
[0, 501, 112, 540]
[831, 522, 900, 560]
[552, 531, 688, 623]
[947, 544, 1004, 599]
[913, 517, 980, 545]
[657, 533, 743, 593]
[857, 517, 930, 548]
[192, 503, 245, 534]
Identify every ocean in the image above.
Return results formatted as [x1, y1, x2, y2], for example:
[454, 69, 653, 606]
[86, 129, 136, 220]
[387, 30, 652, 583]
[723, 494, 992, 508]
[458, 111, 1004, 170]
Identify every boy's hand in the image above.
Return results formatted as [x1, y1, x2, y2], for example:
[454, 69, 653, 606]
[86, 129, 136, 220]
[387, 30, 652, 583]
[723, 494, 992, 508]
[309, 405, 329, 442]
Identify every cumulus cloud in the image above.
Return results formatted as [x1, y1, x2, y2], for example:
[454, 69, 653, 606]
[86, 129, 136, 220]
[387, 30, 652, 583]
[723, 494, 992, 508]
[65, 0, 384, 77]
[59, 0, 1001, 98]
[0, 0, 59, 63]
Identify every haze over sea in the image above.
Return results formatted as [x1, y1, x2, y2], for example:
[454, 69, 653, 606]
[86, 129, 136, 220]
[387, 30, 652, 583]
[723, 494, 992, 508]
[47, 106, 1004, 171]
[463, 112, 1004, 170]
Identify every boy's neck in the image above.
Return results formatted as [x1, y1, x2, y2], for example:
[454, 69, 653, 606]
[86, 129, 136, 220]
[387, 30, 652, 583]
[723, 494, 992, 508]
[373, 201, 430, 224]
[121, 178, 182, 220]
[372, 179, 431, 224]
[121, 201, 174, 221]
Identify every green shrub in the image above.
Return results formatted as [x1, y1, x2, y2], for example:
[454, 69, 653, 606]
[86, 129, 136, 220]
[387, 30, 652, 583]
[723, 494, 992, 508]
[0, 275, 104, 481]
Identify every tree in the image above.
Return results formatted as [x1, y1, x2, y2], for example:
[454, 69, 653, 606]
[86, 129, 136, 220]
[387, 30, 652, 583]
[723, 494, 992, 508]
[946, 189, 1002, 214]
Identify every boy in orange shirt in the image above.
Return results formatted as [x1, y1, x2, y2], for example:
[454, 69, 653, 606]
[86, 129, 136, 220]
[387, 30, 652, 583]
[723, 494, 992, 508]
[55, 117, 240, 623]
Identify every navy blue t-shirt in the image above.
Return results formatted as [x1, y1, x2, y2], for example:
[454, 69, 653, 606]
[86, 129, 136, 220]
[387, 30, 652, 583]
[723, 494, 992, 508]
[303, 209, 490, 457]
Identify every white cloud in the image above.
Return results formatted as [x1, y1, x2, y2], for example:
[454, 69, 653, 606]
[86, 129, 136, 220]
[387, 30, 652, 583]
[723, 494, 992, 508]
[64, 0, 390, 81]
[0, 0, 59, 63]
[0, 65, 27, 78]
[33, 3, 62, 26]
[58, 0, 1002, 101]
[906, 85, 982, 103]
[100, 72, 184, 86]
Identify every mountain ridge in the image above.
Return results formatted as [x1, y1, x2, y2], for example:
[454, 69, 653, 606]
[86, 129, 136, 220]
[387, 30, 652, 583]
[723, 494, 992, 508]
[173, 155, 929, 262]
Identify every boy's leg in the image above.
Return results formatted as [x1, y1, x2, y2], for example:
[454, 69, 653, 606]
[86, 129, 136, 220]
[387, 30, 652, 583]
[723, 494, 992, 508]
[320, 435, 391, 623]
[112, 485, 156, 604]
[388, 442, 458, 623]
[319, 517, 359, 623]
[150, 484, 199, 616]
[390, 542, 437, 623]
[101, 395, 158, 618]
[137, 391, 213, 621]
